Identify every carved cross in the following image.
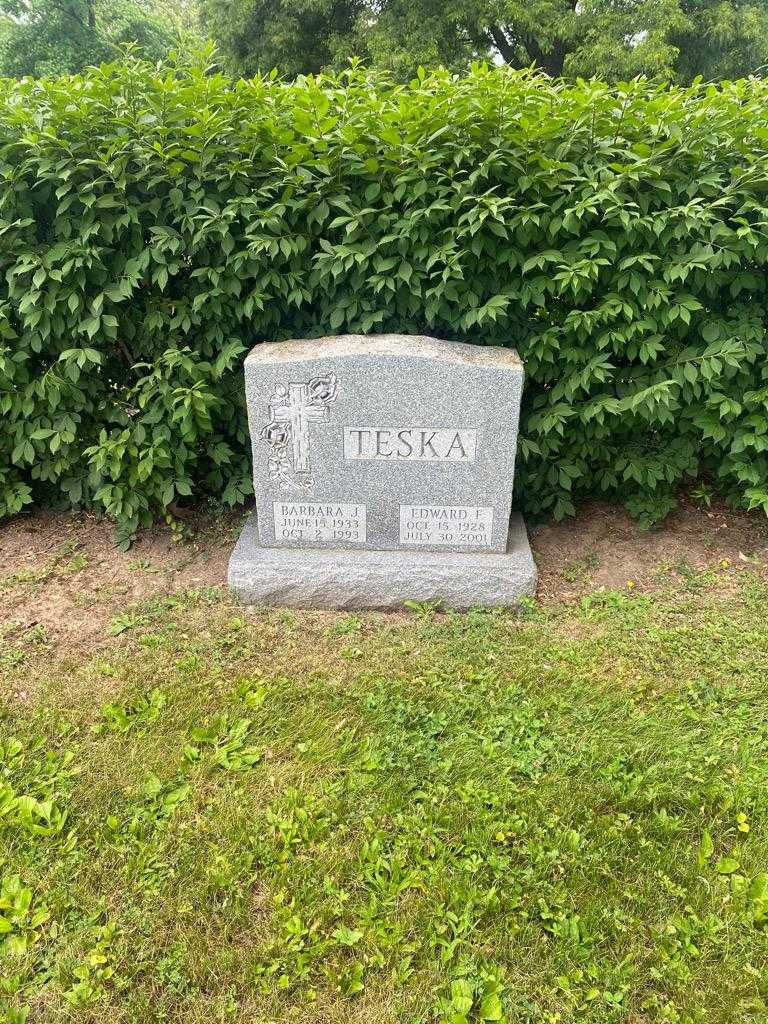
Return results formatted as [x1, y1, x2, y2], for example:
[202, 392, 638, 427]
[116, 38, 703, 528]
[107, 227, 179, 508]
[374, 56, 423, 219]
[269, 382, 330, 474]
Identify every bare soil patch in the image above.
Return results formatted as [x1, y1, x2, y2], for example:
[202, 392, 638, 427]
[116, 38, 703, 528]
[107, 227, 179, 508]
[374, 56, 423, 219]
[1, 498, 767, 653]
[530, 497, 768, 601]
[0, 508, 241, 654]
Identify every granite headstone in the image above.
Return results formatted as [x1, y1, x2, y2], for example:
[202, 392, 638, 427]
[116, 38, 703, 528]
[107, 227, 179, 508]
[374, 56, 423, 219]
[228, 334, 536, 608]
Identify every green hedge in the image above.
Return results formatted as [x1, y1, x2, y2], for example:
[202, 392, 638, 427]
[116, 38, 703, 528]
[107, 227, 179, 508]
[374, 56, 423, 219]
[3, 57, 768, 542]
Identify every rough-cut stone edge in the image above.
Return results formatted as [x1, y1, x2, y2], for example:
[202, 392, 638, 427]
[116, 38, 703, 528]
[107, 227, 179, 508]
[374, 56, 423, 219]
[244, 334, 522, 369]
[228, 511, 537, 610]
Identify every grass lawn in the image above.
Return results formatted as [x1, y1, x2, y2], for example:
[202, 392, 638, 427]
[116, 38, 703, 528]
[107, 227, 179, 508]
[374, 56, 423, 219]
[2, 563, 768, 1021]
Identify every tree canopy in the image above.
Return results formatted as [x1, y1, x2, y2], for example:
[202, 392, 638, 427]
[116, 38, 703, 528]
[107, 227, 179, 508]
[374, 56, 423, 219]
[1, 0, 766, 89]
[199, 0, 768, 82]
[0, 0, 188, 77]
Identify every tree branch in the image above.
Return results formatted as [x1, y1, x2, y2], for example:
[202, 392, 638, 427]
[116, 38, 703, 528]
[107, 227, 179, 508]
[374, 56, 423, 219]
[49, 0, 86, 30]
[48, 0, 124, 54]
[488, 24, 518, 66]
[518, 29, 567, 76]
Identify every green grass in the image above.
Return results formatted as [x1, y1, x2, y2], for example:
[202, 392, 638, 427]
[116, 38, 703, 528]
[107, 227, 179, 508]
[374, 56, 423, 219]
[2, 582, 768, 1023]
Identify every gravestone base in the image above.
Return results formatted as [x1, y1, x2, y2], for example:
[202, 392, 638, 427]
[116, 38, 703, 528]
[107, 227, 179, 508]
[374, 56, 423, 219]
[228, 512, 536, 610]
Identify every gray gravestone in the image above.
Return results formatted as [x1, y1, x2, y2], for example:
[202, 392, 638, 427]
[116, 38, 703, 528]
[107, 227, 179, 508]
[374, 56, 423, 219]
[228, 334, 536, 608]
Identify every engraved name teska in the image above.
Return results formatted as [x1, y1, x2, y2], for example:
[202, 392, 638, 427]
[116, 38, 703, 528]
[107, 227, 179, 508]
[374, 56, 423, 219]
[344, 427, 476, 462]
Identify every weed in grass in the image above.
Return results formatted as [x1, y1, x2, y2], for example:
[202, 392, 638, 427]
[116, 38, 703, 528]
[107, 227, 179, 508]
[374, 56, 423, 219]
[21, 625, 48, 648]
[328, 615, 364, 636]
[1, 542, 87, 591]
[561, 552, 601, 584]
[0, 568, 40, 589]
[691, 484, 714, 508]
[672, 557, 718, 592]
[62, 553, 89, 575]
[403, 598, 444, 619]
[740, 573, 768, 609]
[128, 558, 162, 574]
[92, 688, 167, 737]
[108, 614, 149, 636]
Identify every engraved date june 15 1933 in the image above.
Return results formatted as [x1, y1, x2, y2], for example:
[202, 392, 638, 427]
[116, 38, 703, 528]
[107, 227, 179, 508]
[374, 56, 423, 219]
[273, 502, 366, 544]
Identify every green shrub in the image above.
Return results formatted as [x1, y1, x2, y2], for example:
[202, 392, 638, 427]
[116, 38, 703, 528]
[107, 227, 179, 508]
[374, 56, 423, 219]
[2, 54, 768, 541]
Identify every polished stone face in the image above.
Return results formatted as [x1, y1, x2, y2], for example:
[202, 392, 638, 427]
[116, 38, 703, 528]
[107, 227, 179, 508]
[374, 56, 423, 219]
[245, 334, 524, 554]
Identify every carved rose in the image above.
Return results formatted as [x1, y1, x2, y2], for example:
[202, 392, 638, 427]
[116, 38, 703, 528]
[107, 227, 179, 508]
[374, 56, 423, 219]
[306, 373, 338, 406]
[261, 420, 290, 448]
